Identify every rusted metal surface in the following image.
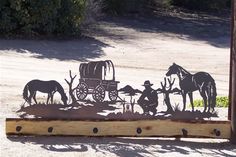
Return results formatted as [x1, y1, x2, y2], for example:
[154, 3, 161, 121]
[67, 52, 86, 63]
[19, 60, 219, 121]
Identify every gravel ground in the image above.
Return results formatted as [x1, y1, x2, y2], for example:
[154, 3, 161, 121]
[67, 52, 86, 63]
[1, 12, 236, 156]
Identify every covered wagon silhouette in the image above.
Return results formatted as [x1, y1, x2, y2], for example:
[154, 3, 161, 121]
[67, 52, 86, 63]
[75, 60, 119, 102]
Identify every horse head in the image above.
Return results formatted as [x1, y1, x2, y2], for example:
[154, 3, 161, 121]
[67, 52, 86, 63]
[61, 93, 68, 105]
[166, 63, 179, 76]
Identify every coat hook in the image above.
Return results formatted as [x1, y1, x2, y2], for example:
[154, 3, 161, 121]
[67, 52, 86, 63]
[48, 127, 53, 133]
[137, 127, 142, 134]
[182, 128, 188, 137]
[93, 127, 98, 134]
[16, 126, 22, 132]
[213, 129, 221, 136]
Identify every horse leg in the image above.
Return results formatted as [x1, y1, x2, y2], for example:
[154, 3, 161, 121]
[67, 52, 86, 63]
[182, 93, 187, 111]
[207, 87, 212, 112]
[51, 93, 54, 104]
[33, 92, 37, 104]
[188, 92, 194, 112]
[28, 91, 35, 105]
[47, 94, 51, 105]
[200, 91, 208, 112]
[207, 96, 211, 112]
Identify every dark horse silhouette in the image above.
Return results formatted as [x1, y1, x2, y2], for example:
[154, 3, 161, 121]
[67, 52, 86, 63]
[166, 63, 217, 112]
[23, 80, 68, 105]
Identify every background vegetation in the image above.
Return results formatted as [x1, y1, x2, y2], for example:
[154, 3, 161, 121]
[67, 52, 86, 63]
[0, 0, 86, 37]
[171, 0, 231, 11]
[102, 0, 231, 15]
[192, 96, 229, 108]
[0, 0, 231, 37]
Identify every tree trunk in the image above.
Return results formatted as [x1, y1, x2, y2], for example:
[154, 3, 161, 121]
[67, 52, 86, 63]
[65, 70, 77, 104]
[164, 94, 173, 112]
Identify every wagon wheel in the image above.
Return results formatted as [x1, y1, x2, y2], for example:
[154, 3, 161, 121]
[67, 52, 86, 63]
[76, 82, 88, 100]
[109, 90, 118, 102]
[92, 85, 105, 102]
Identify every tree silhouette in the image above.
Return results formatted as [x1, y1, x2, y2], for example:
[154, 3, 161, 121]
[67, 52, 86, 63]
[65, 70, 77, 104]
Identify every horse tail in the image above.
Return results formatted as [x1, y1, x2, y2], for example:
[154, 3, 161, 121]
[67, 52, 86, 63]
[23, 83, 29, 102]
[210, 81, 217, 110]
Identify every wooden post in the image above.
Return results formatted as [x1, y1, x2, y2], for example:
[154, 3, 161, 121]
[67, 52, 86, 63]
[230, 0, 236, 144]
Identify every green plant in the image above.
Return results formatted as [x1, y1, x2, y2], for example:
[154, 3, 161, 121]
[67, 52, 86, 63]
[0, 0, 86, 36]
[102, 0, 126, 15]
[100, 0, 231, 16]
[55, 0, 86, 35]
[102, 0, 146, 15]
[171, 0, 231, 11]
[190, 96, 229, 108]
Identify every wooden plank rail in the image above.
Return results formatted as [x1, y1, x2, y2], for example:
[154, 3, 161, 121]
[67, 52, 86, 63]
[6, 119, 231, 139]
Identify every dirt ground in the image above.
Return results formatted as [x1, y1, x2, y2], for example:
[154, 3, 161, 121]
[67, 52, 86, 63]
[1, 11, 236, 156]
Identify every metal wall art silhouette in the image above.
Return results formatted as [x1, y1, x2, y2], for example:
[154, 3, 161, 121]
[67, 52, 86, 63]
[20, 61, 219, 120]
[166, 63, 217, 112]
[23, 80, 68, 105]
[6, 3, 236, 139]
[137, 80, 158, 116]
[75, 60, 119, 102]
[119, 85, 142, 113]
[156, 77, 181, 112]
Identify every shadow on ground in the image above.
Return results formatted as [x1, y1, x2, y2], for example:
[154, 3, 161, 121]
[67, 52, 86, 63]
[0, 36, 109, 61]
[0, 11, 230, 62]
[17, 100, 119, 119]
[8, 136, 236, 156]
[17, 100, 218, 120]
[89, 11, 230, 48]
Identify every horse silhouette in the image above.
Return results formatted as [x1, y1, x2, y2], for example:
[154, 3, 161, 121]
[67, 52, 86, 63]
[166, 63, 217, 112]
[23, 80, 68, 105]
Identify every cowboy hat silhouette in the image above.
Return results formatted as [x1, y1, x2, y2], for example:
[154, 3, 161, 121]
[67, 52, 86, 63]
[142, 80, 153, 87]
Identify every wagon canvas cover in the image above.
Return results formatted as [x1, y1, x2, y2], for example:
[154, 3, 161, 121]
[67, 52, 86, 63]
[79, 60, 115, 80]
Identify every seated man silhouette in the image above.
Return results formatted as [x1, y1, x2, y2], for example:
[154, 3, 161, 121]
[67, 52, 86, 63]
[137, 80, 158, 115]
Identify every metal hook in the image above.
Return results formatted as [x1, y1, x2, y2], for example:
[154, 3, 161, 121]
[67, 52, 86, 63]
[48, 127, 53, 133]
[213, 129, 221, 136]
[182, 128, 188, 137]
[137, 127, 142, 134]
[16, 126, 22, 132]
[93, 127, 98, 134]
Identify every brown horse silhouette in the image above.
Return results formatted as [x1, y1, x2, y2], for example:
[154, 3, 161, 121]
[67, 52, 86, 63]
[166, 63, 216, 112]
[23, 80, 68, 105]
